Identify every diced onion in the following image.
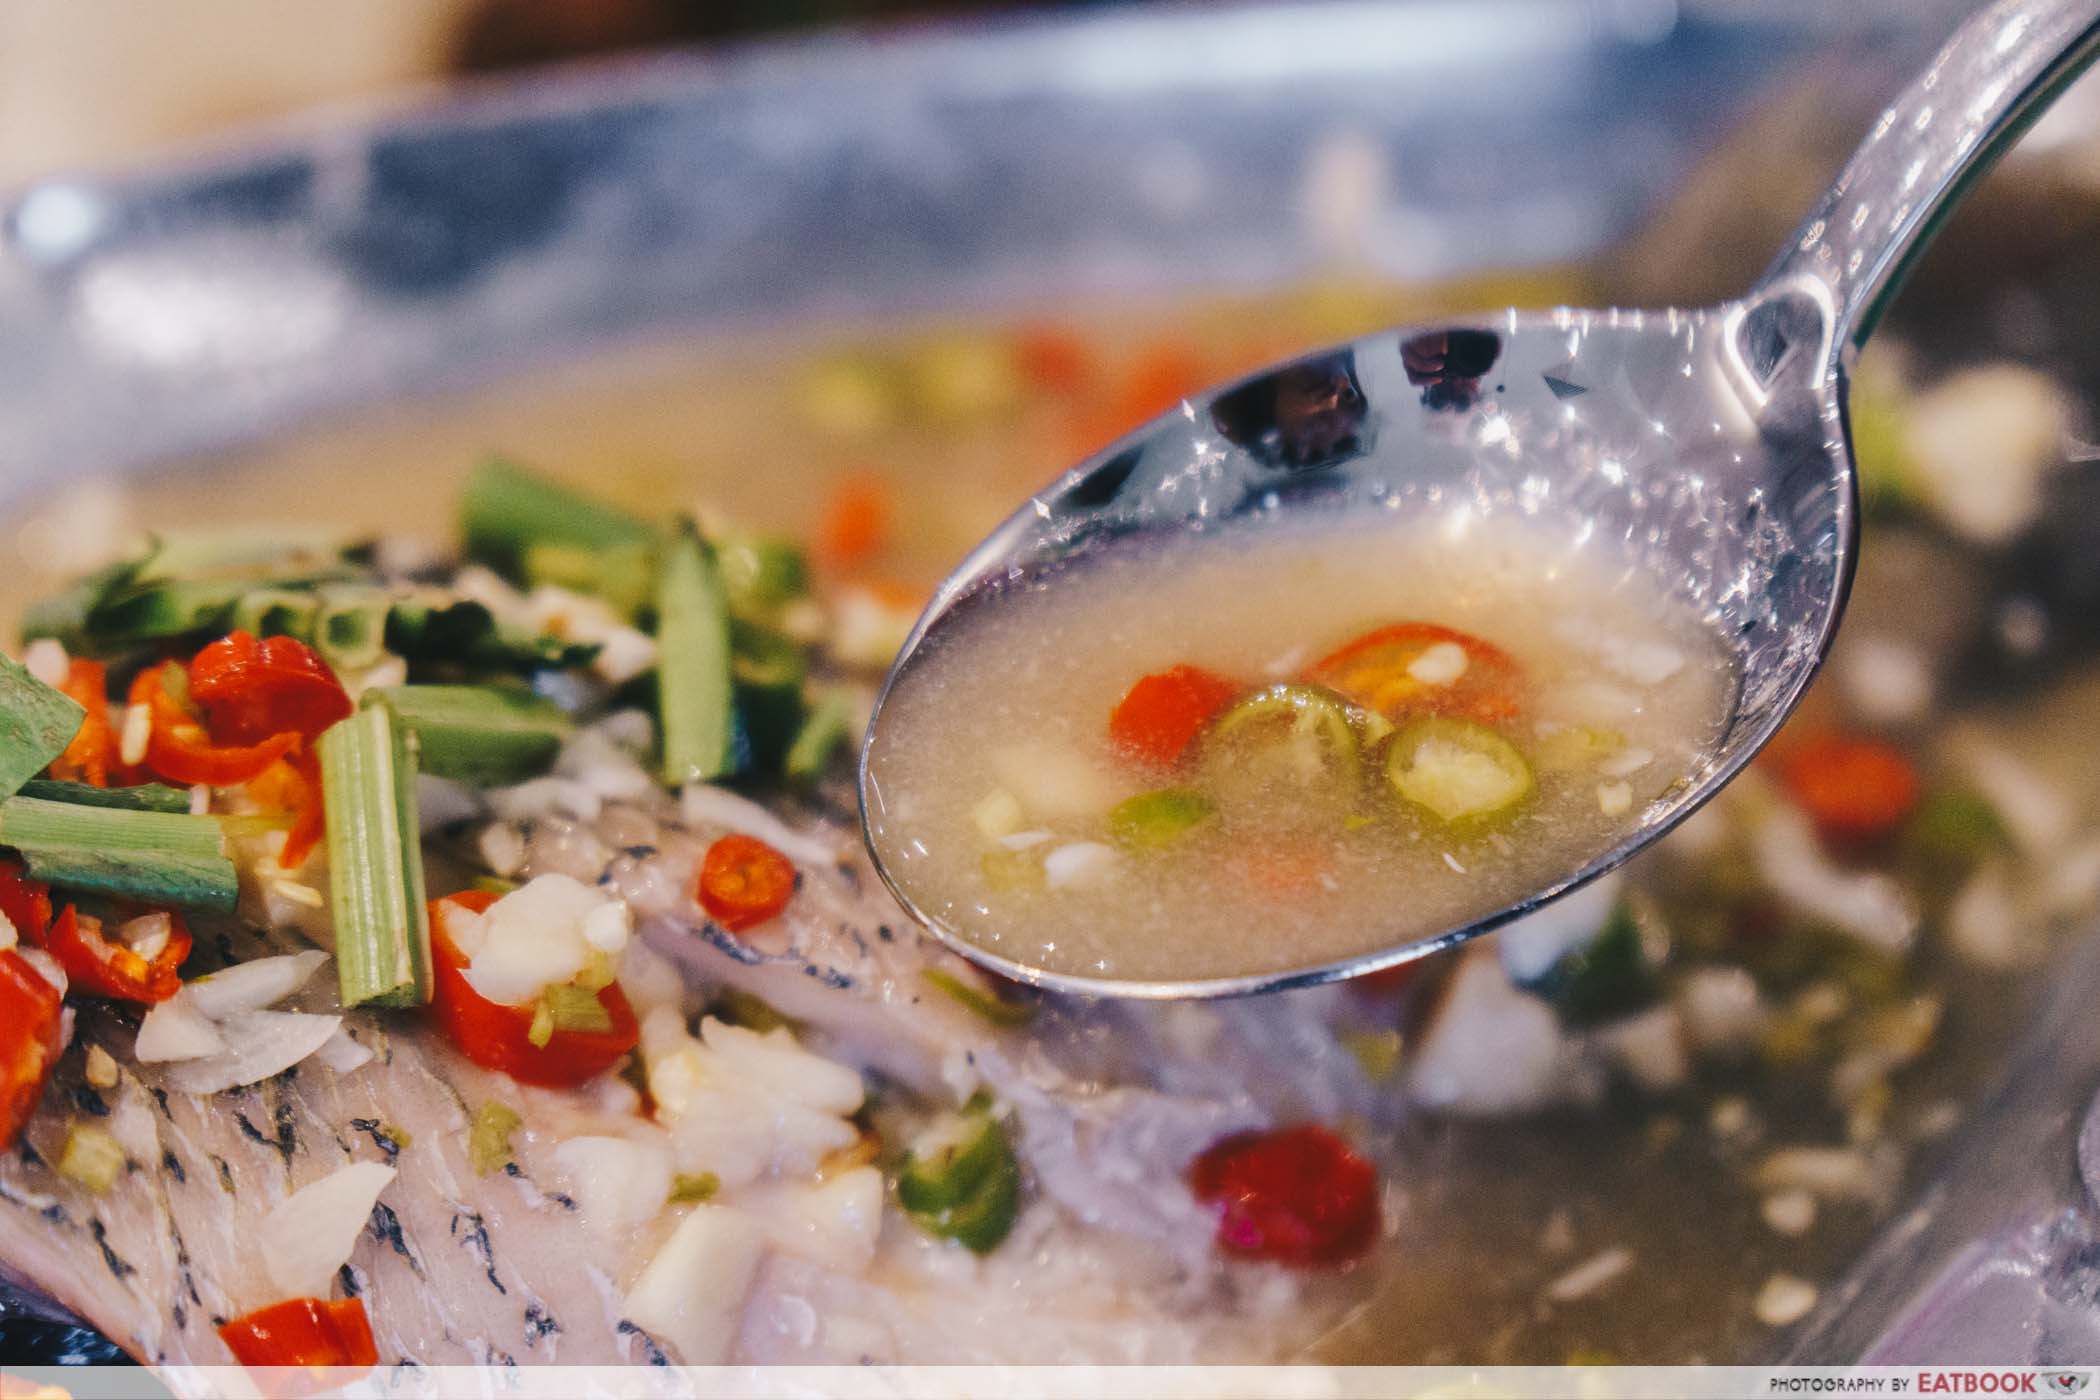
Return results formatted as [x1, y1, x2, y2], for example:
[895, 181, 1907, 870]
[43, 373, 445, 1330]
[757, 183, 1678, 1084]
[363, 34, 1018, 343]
[134, 990, 227, 1063]
[259, 1161, 397, 1301]
[550, 1135, 674, 1238]
[160, 1011, 343, 1094]
[185, 950, 330, 1019]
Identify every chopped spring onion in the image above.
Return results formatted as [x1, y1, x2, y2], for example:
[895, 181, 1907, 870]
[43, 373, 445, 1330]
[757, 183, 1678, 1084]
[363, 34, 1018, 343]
[716, 987, 794, 1033]
[897, 1104, 1020, 1253]
[522, 539, 655, 619]
[57, 1123, 126, 1194]
[319, 705, 432, 1008]
[718, 533, 810, 615]
[923, 968, 1035, 1028]
[1109, 788, 1216, 850]
[1386, 717, 1535, 827]
[668, 1171, 720, 1204]
[230, 587, 322, 643]
[469, 1102, 522, 1176]
[0, 652, 86, 800]
[15, 779, 192, 813]
[785, 689, 857, 786]
[57, 534, 355, 653]
[732, 619, 810, 772]
[459, 456, 655, 578]
[313, 585, 393, 672]
[370, 685, 573, 787]
[657, 522, 735, 786]
[0, 796, 237, 911]
[383, 598, 600, 674]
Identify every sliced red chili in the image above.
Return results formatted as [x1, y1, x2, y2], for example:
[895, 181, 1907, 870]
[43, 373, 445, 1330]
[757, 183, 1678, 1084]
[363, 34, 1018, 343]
[132, 665, 298, 788]
[188, 631, 353, 747]
[1304, 621, 1522, 725]
[1108, 664, 1242, 768]
[41, 905, 190, 1004]
[426, 891, 640, 1088]
[1776, 732, 1921, 845]
[217, 1295, 377, 1370]
[0, 949, 65, 1151]
[46, 659, 115, 787]
[1188, 1124, 1380, 1267]
[697, 834, 798, 933]
[0, 858, 53, 948]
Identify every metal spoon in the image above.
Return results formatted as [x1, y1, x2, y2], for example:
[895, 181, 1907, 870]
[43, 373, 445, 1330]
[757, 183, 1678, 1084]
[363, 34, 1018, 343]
[860, 0, 2100, 999]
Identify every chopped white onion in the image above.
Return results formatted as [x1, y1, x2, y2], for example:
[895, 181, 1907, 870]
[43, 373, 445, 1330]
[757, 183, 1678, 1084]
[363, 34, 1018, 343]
[260, 1161, 397, 1301]
[160, 1011, 343, 1094]
[1043, 841, 1119, 890]
[460, 874, 628, 1007]
[185, 950, 330, 1019]
[1406, 641, 1469, 686]
[17, 947, 65, 997]
[742, 1166, 884, 1274]
[679, 784, 839, 868]
[622, 1204, 768, 1365]
[21, 638, 69, 688]
[134, 990, 228, 1063]
[312, 1026, 375, 1075]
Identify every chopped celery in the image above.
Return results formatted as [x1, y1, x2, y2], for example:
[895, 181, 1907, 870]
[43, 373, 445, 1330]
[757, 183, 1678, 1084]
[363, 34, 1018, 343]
[668, 1172, 720, 1204]
[656, 523, 735, 785]
[785, 689, 856, 786]
[15, 780, 192, 813]
[459, 456, 654, 578]
[57, 1123, 126, 1193]
[1109, 788, 1216, 850]
[923, 968, 1035, 1028]
[0, 652, 85, 799]
[0, 796, 236, 911]
[469, 1102, 522, 1176]
[897, 1105, 1020, 1253]
[319, 706, 431, 1007]
[370, 685, 572, 786]
[313, 586, 393, 671]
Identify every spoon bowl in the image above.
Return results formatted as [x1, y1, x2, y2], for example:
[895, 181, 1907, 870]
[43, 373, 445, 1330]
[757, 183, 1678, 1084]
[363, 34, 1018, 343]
[861, 0, 2100, 999]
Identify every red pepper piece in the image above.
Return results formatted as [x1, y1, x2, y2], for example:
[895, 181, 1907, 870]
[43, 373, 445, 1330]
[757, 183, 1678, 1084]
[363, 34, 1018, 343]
[1107, 664, 1242, 768]
[0, 949, 65, 1151]
[1776, 732, 1921, 845]
[188, 631, 353, 747]
[1188, 1124, 1380, 1267]
[132, 665, 298, 788]
[696, 834, 798, 933]
[1304, 621, 1524, 725]
[426, 891, 640, 1088]
[0, 858, 53, 948]
[40, 905, 190, 1004]
[217, 1295, 377, 1370]
[46, 659, 116, 787]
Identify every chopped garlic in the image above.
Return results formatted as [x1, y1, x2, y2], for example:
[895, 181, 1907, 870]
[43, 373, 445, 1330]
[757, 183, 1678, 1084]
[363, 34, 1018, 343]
[476, 823, 527, 878]
[117, 913, 172, 960]
[461, 874, 629, 1007]
[1596, 747, 1653, 779]
[119, 702, 151, 766]
[1406, 641, 1469, 685]
[270, 879, 325, 910]
[83, 1044, 118, 1090]
[18, 947, 65, 996]
[0, 911, 15, 952]
[582, 900, 632, 954]
[1761, 1190, 1817, 1237]
[1753, 1273, 1818, 1327]
[1543, 1246, 1633, 1302]
[1043, 841, 1118, 890]
[22, 638, 68, 688]
[971, 789, 1025, 841]
[1596, 781, 1633, 816]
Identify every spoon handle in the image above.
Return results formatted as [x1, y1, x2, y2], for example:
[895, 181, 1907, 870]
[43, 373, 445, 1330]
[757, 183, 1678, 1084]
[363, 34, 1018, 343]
[1762, 0, 2100, 361]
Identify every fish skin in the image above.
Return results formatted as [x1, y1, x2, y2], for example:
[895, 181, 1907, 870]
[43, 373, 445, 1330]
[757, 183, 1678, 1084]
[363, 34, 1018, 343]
[1, 779, 1391, 1370]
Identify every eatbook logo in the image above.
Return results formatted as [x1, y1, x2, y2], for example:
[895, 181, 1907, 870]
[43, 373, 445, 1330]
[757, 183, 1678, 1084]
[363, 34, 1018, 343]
[2045, 1374, 2093, 1397]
